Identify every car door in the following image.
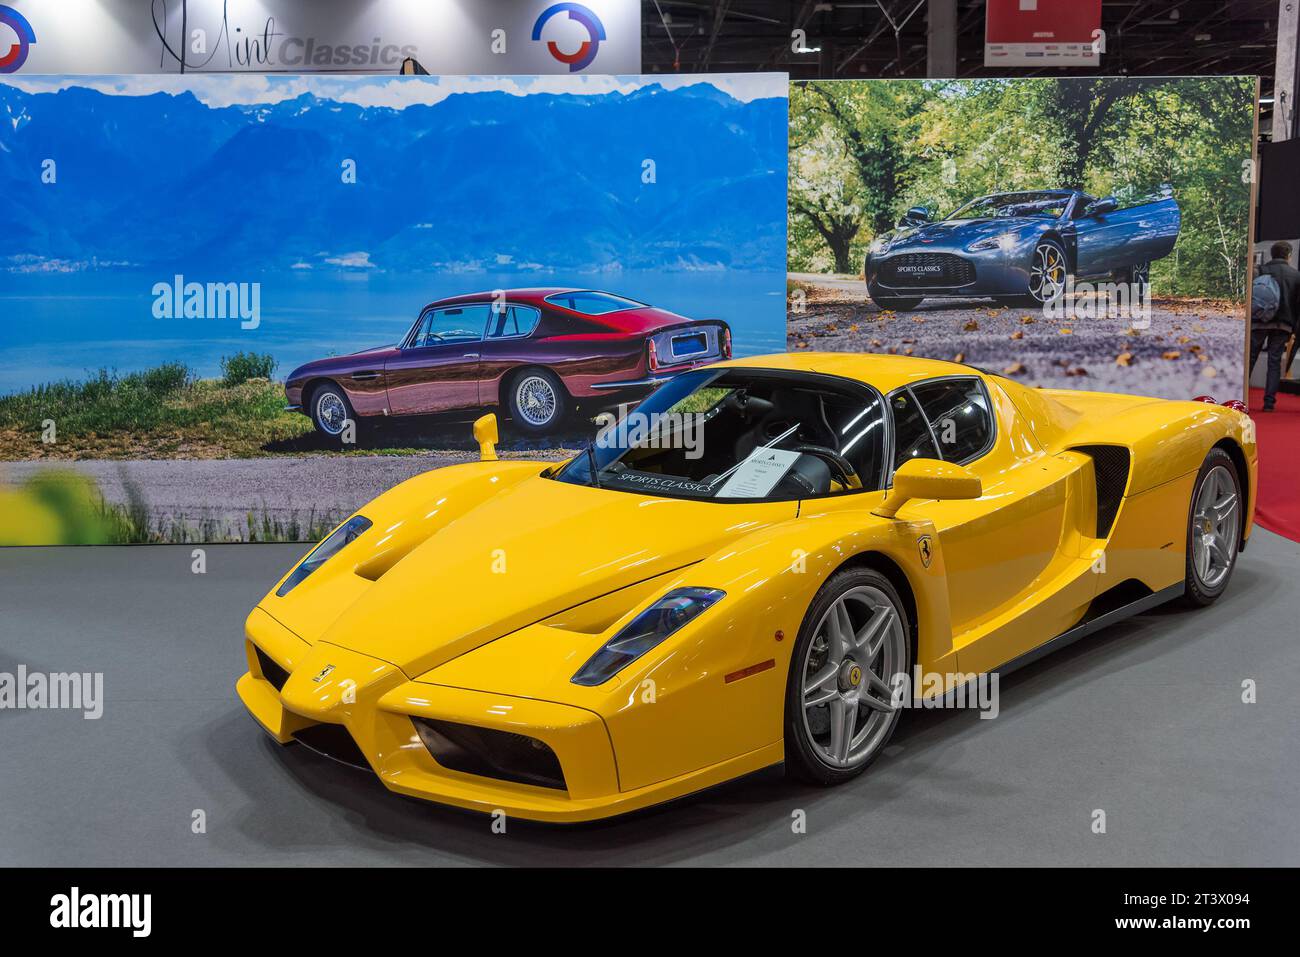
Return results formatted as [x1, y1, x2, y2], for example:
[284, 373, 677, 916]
[385, 303, 490, 415]
[478, 302, 543, 385]
[1072, 197, 1129, 277]
[890, 376, 1097, 673]
[1123, 197, 1181, 264]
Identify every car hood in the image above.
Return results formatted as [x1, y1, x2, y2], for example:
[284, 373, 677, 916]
[288, 345, 399, 380]
[887, 217, 1043, 249]
[308, 475, 798, 678]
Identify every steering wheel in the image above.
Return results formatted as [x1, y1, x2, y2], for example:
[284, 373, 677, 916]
[790, 443, 862, 490]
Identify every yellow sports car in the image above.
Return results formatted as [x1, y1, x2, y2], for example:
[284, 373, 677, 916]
[237, 353, 1256, 822]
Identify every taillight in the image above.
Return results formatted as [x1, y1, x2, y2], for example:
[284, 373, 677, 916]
[1192, 395, 1218, 404]
[647, 339, 659, 372]
[1222, 399, 1248, 413]
[722, 327, 732, 359]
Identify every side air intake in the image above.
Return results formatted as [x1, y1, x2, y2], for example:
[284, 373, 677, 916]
[412, 718, 567, 791]
[1073, 445, 1131, 539]
[253, 645, 290, 692]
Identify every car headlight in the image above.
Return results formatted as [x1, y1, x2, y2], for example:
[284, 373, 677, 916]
[571, 587, 726, 686]
[275, 515, 371, 597]
[869, 235, 893, 255]
[968, 232, 1018, 253]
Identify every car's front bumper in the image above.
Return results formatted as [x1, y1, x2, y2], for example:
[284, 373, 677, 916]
[866, 242, 1035, 297]
[237, 608, 778, 822]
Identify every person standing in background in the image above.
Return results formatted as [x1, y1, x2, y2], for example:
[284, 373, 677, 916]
[1252, 241, 1300, 411]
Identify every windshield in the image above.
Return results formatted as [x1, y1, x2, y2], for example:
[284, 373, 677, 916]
[544, 290, 645, 315]
[554, 369, 888, 502]
[946, 192, 1070, 221]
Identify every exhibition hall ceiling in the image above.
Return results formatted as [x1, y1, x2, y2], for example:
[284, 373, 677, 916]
[642, 1, 1280, 85]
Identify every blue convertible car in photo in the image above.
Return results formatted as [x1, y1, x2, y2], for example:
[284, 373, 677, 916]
[864, 188, 1181, 310]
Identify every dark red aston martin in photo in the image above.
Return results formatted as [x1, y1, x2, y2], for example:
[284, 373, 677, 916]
[285, 288, 732, 436]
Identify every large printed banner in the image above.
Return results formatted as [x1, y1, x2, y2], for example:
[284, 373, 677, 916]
[0, 0, 641, 75]
[787, 76, 1256, 401]
[0, 73, 788, 544]
[985, 0, 1102, 68]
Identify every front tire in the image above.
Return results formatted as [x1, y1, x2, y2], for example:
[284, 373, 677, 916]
[1183, 448, 1242, 606]
[1012, 238, 1068, 308]
[309, 383, 358, 441]
[785, 567, 911, 786]
[507, 368, 568, 435]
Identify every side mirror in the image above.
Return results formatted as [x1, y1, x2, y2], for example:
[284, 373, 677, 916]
[472, 413, 498, 461]
[899, 205, 931, 228]
[1085, 196, 1118, 217]
[873, 458, 981, 519]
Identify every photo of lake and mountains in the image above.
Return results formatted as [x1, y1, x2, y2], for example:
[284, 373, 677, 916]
[0, 73, 788, 543]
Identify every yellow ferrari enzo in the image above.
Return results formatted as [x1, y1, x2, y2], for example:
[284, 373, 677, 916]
[237, 353, 1256, 822]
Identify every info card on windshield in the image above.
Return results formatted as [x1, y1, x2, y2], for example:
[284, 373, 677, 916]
[715, 448, 801, 498]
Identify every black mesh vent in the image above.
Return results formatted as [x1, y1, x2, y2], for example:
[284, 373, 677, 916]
[1075, 445, 1131, 538]
[254, 645, 290, 691]
[879, 253, 976, 288]
[412, 717, 566, 791]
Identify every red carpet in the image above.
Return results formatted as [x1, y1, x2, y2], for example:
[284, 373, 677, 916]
[1249, 387, 1300, 542]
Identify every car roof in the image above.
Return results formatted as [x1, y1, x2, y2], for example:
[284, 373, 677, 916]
[424, 288, 614, 309]
[715, 352, 989, 394]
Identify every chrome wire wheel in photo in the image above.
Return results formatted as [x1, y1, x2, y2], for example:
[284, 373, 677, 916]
[1029, 241, 1067, 304]
[515, 375, 558, 427]
[315, 390, 349, 436]
[1191, 464, 1240, 591]
[800, 584, 907, 770]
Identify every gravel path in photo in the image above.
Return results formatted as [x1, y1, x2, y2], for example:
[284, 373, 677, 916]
[788, 273, 1248, 399]
[1, 451, 570, 542]
[3, 413, 587, 541]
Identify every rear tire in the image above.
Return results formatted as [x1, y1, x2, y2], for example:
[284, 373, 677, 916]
[1118, 260, 1151, 306]
[506, 368, 568, 435]
[1182, 448, 1242, 607]
[784, 567, 911, 786]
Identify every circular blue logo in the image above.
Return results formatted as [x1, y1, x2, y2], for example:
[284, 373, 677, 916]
[0, 4, 35, 73]
[532, 3, 605, 72]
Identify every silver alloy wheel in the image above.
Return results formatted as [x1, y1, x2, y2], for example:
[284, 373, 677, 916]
[1191, 464, 1240, 590]
[516, 374, 557, 427]
[800, 585, 907, 769]
[316, 391, 348, 436]
[1131, 261, 1150, 290]
[1029, 242, 1067, 304]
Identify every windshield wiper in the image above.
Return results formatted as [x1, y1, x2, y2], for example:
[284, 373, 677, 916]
[586, 444, 602, 489]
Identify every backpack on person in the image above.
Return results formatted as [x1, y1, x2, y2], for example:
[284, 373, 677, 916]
[1252, 273, 1281, 323]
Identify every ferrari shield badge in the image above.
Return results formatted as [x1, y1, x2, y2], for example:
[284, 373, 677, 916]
[917, 535, 934, 569]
